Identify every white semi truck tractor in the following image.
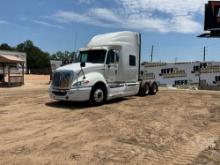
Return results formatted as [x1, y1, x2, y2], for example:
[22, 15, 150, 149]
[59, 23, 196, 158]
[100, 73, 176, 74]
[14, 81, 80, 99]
[49, 31, 158, 105]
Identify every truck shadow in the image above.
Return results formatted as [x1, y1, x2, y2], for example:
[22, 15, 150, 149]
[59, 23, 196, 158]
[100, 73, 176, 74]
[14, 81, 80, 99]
[45, 97, 133, 110]
[45, 101, 91, 110]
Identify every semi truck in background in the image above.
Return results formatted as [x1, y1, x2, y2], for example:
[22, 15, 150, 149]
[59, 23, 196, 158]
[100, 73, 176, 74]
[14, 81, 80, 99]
[49, 31, 158, 105]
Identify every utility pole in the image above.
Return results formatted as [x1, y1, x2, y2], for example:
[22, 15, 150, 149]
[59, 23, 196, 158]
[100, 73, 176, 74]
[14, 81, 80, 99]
[150, 45, 154, 62]
[203, 46, 206, 62]
[175, 57, 178, 64]
[74, 32, 78, 62]
[74, 32, 78, 52]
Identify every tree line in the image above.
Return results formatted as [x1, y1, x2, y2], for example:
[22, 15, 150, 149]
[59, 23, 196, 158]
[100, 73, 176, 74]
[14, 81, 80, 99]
[0, 40, 77, 70]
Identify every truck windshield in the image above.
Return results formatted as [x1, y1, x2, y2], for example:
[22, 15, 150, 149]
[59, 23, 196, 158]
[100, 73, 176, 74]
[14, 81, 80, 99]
[79, 50, 106, 64]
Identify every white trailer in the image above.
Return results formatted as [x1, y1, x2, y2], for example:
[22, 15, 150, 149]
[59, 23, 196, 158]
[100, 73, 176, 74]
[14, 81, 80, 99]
[142, 61, 220, 88]
[49, 31, 158, 105]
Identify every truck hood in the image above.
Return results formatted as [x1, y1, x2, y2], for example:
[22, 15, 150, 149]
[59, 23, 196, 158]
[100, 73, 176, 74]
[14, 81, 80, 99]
[56, 62, 104, 74]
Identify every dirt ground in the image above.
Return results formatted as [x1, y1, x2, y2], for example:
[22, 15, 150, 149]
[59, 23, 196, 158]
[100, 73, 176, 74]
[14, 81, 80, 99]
[0, 75, 220, 165]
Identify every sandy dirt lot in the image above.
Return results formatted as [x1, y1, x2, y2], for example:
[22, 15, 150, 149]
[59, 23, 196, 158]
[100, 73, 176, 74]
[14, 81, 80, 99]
[0, 75, 220, 165]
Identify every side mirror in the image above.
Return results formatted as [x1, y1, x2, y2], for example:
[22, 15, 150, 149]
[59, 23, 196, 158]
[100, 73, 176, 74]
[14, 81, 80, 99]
[80, 61, 86, 67]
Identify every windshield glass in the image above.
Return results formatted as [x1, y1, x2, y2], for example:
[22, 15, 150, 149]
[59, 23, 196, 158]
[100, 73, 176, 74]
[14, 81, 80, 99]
[79, 50, 106, 64]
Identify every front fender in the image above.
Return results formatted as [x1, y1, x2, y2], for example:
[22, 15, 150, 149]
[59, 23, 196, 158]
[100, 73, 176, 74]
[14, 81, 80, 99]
[85, 72, 108, 87]
[72, 72, 108, 88]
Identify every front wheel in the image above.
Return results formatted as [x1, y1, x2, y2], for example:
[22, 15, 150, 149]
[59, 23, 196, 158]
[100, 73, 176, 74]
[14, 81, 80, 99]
[90, 85, 106, 105]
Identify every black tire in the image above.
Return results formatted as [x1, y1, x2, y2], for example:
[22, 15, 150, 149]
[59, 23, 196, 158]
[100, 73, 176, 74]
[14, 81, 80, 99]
[138, 82, 150, 96]
[149, 83, 158, 95]
[90, 84, 106, 106]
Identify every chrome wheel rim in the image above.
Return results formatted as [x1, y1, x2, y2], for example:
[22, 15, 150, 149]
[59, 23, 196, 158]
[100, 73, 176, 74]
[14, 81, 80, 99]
[94, 89, 104, 103]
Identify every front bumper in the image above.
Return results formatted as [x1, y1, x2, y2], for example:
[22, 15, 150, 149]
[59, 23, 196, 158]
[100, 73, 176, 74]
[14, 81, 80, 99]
[49, 87, 92, 102]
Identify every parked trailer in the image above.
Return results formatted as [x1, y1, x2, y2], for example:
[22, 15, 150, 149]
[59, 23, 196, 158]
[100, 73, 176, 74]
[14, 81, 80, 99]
[141, 61, 220, 89]
[49, 31, 158, 105]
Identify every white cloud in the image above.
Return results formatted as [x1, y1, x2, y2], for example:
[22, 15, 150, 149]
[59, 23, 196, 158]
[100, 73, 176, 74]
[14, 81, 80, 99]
[88, 8, 121, 23]
[78, 0, 92, 4]
[0, 20, 8, 24]
[170, 16, 202, 33]
[33, 20, 65, 29]
[50, 0, 209, 33]
[117, 0, 207, 16]
[116, 0, 207, 32]
[52, 10, 116, 28]
[53, 11, 93, 23]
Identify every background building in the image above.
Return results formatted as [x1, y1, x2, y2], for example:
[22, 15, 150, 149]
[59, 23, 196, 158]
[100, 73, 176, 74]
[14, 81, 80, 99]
[0, 51, 26, 86]
[0, 50, 27, 73]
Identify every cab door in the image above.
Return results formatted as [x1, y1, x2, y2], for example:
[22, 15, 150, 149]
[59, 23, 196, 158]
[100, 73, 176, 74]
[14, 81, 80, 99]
[105, 49, 119, 82]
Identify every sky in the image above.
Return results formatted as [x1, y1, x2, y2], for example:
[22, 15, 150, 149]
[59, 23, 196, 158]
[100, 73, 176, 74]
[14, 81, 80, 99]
[0, 0, 219, 62]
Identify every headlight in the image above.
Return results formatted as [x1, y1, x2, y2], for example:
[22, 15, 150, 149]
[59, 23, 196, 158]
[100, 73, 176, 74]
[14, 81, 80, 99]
[72, 80, 90, 88]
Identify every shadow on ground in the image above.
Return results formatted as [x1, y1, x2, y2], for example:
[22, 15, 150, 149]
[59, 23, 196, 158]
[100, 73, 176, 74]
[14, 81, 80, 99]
[45, 97, 133, 110]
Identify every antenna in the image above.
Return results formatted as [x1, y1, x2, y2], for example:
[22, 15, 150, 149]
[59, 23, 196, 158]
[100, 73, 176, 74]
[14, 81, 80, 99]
[150, 45, 154, 62]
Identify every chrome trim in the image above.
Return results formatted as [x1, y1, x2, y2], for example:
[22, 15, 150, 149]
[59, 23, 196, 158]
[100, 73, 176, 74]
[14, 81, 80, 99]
[52, 71, 74, 89]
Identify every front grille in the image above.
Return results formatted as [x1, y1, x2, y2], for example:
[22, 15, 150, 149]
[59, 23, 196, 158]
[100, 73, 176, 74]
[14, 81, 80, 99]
[52, 91, 67, 96]
[52, 71, 74, 89]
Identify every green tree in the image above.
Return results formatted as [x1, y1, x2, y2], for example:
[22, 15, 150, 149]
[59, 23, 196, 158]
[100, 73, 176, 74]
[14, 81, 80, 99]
[0, 43, 15, 51]
[1, 40, 78, 71]
[51, 51, 77, 64]
[16, 40, 50, 69]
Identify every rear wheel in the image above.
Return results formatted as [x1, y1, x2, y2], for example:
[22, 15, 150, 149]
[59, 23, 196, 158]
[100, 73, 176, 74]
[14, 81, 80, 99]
[90, 85, 106, 105]
[150, 83, 158, 95]
[138, 82, 150, 96]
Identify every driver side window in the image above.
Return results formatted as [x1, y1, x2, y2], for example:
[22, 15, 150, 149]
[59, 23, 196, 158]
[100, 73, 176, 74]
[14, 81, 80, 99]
[106, 50, 119, 64]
